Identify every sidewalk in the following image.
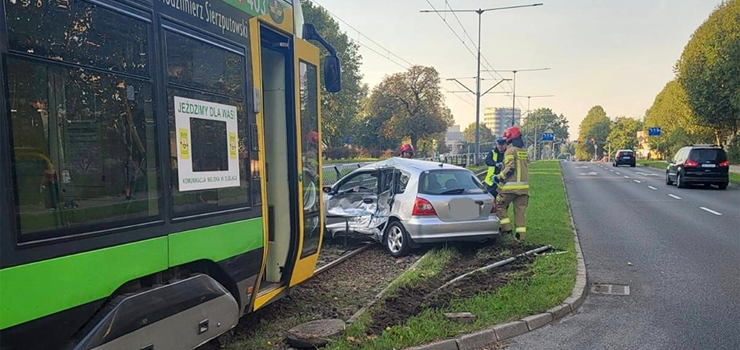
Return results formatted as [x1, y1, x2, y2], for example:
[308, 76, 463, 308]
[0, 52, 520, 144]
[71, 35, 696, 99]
[730, 165, 740, 174]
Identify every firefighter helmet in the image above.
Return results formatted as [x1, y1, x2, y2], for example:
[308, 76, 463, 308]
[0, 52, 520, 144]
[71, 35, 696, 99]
[503, 126, 522, 142]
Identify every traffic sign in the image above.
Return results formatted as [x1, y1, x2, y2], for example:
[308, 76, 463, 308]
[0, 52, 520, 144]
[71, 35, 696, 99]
[542, 133, 555, 141]
[648, 127, 661, 137]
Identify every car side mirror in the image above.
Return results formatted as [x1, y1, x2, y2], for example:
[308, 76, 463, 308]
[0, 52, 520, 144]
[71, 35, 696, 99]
[324, 55, 341, 93]
[323, 186, 333, 194]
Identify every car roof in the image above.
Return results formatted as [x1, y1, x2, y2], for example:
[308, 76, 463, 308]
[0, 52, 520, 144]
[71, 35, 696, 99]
[358, 157, 468, 174]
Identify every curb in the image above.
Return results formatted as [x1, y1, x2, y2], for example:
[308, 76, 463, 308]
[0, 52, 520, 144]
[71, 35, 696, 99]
[405, 163, 588, 350]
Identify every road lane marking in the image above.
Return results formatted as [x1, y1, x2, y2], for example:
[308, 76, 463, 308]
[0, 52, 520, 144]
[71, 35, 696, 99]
[633, 180, 642, 183]
[616, 172, 621, 175]
[699, 207, 722, 216]
[648, 186, 657, 190]
[610, 170, 614, 172]
[624, 176, 630, 179]
[668, 194, 682, 200]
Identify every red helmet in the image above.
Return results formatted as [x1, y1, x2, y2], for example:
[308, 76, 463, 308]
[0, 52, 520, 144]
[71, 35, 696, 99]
[400, 143, 415, 155]
[503, 126, 522, 142]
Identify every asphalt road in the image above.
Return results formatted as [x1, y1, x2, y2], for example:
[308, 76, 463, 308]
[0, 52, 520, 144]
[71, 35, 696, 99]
[504, 161, 740, 350]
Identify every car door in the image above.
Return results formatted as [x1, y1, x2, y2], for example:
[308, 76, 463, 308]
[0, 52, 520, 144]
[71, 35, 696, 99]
[670, 148, 686, 181]
[325, 170, 381, 219]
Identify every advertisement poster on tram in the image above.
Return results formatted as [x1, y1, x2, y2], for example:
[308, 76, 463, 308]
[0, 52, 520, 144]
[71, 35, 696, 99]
[175, 96, 240, 191]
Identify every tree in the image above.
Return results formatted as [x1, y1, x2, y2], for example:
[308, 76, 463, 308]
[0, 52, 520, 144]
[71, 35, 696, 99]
[521, 108, 570, 159]
[367, 66, 453, 150]
[301, 0, 367, 148]
[644, 80, 714, 156]
[607, 117, 643, 152]
[676, 0, 740, 145]
[576, 106, 611, 160]
[462, 123, 494, 144]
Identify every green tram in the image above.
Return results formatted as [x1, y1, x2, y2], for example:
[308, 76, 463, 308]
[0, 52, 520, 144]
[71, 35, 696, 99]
[0, 0, 341, 348]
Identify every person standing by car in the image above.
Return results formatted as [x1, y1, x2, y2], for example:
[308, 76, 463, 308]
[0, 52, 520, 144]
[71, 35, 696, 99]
[484, 138, 508, 197]
[400, 143, 415, 158]
[494, 126, 530, 242]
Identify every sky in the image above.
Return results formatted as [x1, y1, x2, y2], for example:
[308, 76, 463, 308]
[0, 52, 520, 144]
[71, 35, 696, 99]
[309, 0, 723, 138]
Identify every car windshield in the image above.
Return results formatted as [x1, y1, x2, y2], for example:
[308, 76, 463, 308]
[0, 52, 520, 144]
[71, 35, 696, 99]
[419, 170, 486, 195]
[689, 149, 727, 163]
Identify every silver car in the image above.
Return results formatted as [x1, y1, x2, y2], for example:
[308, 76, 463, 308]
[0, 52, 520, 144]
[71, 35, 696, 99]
[324, 158, 500, 256]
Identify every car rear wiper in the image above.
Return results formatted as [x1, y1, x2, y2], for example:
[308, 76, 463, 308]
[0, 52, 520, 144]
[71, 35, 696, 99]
[441, 188, 466, 195]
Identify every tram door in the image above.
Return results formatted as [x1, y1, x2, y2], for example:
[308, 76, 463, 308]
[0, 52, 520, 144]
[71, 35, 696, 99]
[252, 23, 323, 298]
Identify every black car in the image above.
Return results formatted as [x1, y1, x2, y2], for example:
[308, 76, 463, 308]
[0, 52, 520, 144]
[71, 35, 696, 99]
[666, 145, 729, 190]
[613, 150, 636, 167]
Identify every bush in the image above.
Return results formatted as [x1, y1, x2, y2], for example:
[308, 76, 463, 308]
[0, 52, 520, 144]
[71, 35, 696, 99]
[728, 136, 740, 164]
[323, 147, 359, 160]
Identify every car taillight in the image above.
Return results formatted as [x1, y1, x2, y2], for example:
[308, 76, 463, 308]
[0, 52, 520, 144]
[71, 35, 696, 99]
[719, 160, 730, 167]
[684, 159, 699, 168]
[412, 197, 437, 217]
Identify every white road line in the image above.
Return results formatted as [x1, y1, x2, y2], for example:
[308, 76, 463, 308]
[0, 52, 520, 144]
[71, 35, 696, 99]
[633, 180, 642, 183]
[700, 207, 723, 216]
[624, 176, 630, 179]
[610, 170, 614, 172]
[648, 186, 657, 190]
[616, 172, 621, 175]
[668, 194, 682, 200]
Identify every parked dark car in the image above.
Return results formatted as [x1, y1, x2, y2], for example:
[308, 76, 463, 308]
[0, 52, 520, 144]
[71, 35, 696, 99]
[666, 145, 729, 190]
[613, 150, 636, 167]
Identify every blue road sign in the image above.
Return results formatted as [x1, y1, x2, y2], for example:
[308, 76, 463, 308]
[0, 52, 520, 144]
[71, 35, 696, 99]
[542, 133, 555, 141]
[648, 127, 661, 137]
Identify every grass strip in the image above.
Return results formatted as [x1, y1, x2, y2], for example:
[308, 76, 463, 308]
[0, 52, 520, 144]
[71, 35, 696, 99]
[326, 161, 577, 350]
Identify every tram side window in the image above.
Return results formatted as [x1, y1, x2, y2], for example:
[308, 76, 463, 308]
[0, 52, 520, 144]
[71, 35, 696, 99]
[6, 58, 160, 239]
[165, 31, 250, 216]
[5, 0, 149, 76]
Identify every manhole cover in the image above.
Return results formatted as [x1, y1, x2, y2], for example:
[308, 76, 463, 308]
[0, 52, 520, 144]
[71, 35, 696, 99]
[591, 283, 630, 296]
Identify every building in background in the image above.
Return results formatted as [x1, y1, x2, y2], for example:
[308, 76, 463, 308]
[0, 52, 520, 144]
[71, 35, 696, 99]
[483, 107, 521, 137]
[445, 125, 464, 154]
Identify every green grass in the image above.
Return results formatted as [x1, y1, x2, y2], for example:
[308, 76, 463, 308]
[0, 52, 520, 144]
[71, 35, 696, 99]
[325, 161, 577, 350]
[638, 160, 740, 184]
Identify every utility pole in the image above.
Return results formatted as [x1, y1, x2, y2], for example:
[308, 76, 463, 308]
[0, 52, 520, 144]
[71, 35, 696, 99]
[421, 3, 543, 165]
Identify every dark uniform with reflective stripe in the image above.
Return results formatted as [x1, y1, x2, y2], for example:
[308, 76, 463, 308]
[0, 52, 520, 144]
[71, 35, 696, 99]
[495, 145, 529, 239]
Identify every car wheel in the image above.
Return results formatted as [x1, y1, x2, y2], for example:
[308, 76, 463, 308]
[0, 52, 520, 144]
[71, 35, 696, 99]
[385, 221, 411, 257]
[676, 172, 686, 188]
[718, 182, 729, 190]
[666, 172, 673, 185]
[630, 164, 636, 168]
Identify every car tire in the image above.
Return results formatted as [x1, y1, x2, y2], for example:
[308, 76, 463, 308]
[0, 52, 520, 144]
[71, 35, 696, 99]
[676, 172, 687, 188]
[630, 164, 636, 168]
[384, 221, 411, 257]
[718, 182, 729, 190]
[666, 172, 673, 185]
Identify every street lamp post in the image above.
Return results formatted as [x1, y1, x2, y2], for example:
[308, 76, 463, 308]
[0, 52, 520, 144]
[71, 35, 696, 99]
[421, 3, 543, 165]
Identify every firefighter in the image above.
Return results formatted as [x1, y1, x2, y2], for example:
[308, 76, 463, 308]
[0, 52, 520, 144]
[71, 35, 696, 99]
[400, 143, 414, 158]
[493, 126, 530, 242]
[484, 138, 508, 197]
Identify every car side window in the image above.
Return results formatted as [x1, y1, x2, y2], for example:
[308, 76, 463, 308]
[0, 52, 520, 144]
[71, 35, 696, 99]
[395, 171, 410, 194]
[337, 172, 379, 194]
